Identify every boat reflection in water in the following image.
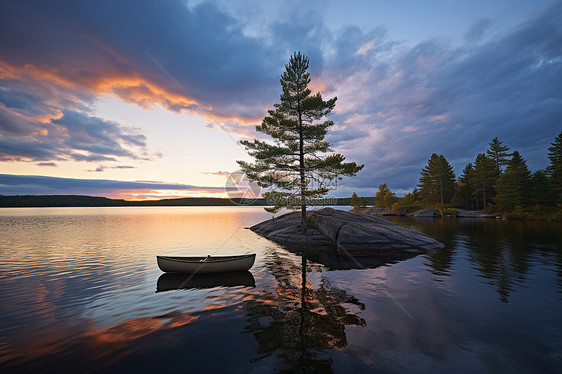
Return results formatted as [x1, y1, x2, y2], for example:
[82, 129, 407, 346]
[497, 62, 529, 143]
[156, 271, 255, 292]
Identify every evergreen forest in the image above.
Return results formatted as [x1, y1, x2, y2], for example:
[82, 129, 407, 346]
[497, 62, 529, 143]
[350, 131, 562, 219]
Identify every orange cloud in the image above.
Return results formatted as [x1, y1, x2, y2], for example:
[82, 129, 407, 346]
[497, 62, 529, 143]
[1, 58, 269, 138]
[1, 59, 198, 114]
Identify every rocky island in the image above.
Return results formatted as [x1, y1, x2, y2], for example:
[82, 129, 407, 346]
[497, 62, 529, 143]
[251, 208, 444, 258]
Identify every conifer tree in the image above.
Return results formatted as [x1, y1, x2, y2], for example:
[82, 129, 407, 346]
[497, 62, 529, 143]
[546, 131, 562, 202]
[238, 52, 363, 231]
[402, 188, 420, 205]
[506, 151, 531, 186]
[452, 163, 475, 209]
[494, 173, 521, 211]
[472, 153, 498, 210]
[487, 137, 511, 174]
[350, 192, 360, 208]
[418, 154, 456, 205]
[383, 190, 397, 208]
[529, 170, 550, 205]
[375, 183, 392, 207]
[494, 151, 531, 211]
[358, 196, 367, 208]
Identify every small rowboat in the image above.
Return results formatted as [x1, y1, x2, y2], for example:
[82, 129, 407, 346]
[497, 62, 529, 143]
[156, 254, 256, 274]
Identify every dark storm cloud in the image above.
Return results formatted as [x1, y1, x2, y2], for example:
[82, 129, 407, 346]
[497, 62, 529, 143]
[0, 0, 560, 195]
[0, 174, 233, 196]
[0, 106, 148, 162]
[323, 2, 562, 193]
[70, 0, 280, 118]
[0, 0, 287, 164]
[53, 111, 147, 153]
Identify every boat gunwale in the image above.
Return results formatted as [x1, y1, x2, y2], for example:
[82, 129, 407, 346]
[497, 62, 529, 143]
[157, 254, 255, 264]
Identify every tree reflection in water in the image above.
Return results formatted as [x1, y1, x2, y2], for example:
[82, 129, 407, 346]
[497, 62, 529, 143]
[401, 217, 562, 303]
[244, 251, 366, 372]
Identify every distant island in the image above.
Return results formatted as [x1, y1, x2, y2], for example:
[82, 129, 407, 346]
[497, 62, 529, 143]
[0, 195, 375, 208]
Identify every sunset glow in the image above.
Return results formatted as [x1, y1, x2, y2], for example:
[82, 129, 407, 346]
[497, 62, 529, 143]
[1, 0, 559, 198]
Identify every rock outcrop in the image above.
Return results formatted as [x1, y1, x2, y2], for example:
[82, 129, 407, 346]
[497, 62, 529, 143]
[456, 209, 497, 218]
[364, 207, 407, 216]
[413, 209, 440, 217]
[251, 211, 333, 249]
[410, 208, 497, 218]
[251, 208, 444, 256]
[364, 207, 385, 215]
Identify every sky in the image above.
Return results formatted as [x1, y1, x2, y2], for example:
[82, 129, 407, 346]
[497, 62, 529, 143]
[0, 0, 561, 199]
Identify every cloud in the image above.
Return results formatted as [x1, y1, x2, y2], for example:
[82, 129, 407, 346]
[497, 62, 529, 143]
[319, 2, 562, 193]
[86, 166, 105, 173]
[0, 0, 281, 119]
[202, 171, 232, 176]
[36, 162, 57, 167]
[86, 165, 137, 172]
[0, 0, 288, 165]
[0, 174, 233, 197]
[0, 105, 149, 162]
[464, 18, 492, 43]
[0, 0, 560, 196]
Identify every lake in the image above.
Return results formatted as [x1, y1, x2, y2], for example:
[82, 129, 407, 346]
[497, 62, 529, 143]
[0, 206, 561, 373]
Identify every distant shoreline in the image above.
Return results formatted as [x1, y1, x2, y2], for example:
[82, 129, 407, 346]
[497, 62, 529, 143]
[0, 195, 361, 208]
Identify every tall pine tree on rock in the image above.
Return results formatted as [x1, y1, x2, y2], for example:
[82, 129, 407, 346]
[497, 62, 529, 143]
[238, 52, 363, 232]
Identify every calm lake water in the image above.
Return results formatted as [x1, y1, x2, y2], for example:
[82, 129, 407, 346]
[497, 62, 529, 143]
[0, 206, 561, 373]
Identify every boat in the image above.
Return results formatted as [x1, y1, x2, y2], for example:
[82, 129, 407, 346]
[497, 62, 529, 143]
[156, 271, 255, 292]
[156, 253, 256, 274]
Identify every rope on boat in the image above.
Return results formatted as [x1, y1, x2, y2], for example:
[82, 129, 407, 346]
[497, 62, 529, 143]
[176, 226, 245, 289]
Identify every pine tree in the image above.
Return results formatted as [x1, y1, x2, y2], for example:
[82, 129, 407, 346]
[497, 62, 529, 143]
[375, 184, 392, 207]
[494, 151, 531, 211]
[358, 196, 367, 208]
[383, 190, 397, 208]
[237, 52, 363, 231]
[452, 163, 475, 209]
[403, 188, 420, 205]
[529, 170, 551, 205]
[494, 173, 521, 211]
[418, 154, 456, 205]
[546, 131, 562, 202]
[487, 137, 511, 174]
[350, 192, 360, 208]
[471, 153, 498, 210]
[505, 151, 531, 189]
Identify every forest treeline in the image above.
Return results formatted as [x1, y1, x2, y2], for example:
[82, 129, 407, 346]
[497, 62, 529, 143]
[0, 195, 258, 207]
[352, 131, 562, 218]
[0, 195, 372, 207]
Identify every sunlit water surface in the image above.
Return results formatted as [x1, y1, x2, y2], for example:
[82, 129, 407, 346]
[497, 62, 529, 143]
[0, 207, 561, 373]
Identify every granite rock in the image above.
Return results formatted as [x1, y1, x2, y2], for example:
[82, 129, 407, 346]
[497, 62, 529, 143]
[251, 208, 444, 256]
[413, 209, 441, 217]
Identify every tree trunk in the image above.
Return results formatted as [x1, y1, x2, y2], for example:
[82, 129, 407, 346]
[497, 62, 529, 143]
[440, 178, 443, 205]
[298, 93, 306, 234]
